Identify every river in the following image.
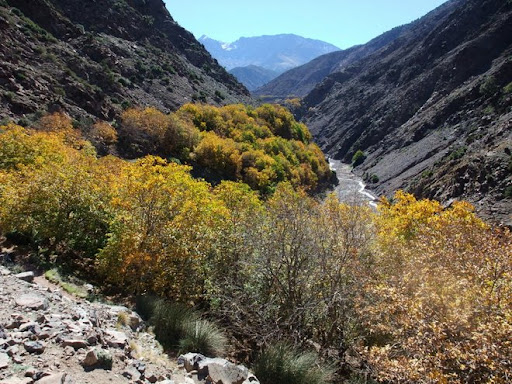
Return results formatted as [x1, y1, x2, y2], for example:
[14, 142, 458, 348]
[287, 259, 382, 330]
[328, 158, 378, 208]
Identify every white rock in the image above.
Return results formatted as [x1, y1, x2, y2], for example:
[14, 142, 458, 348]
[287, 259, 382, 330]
[0, 377, 33, 384]
[15, 293, 49, 310]
[14, 272, 34, 283]
[104, 330, 128, 348]
[0, 352, 9, 369]
[198, 358, 249, 384]
[177, 352, 205, 372]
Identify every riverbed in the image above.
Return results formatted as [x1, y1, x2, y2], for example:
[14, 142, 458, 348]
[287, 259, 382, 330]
[328, 158, 378, 207]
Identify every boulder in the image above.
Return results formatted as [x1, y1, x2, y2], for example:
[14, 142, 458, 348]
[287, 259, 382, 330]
[178, 352, 205, 372]
[61, 339, 88, 350]
[121, 367, 141, 381]
[15, 294, 49, 310]
[0, 352, 9, 369]
[0, 377, 32, 384]
[197, 358, 249, 384]
[82, 349, 99, 367]
[127, 313, 141, 331]
[82, 348, 112, 370]
[19, 322, 41, 334]
[37, 373, 73, 384]
[242, 375, 260, 384]
[104, 330, 128, 348]
[23, 341, 45, 354]
[14, 272, 34, 283]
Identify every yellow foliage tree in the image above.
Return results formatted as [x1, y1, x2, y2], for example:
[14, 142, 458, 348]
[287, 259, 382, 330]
[357, 191, 511, 383]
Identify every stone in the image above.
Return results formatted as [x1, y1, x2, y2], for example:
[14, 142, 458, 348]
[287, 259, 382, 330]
[177, 352, 205, 372]
[197, 358, 249, 384]
[19, 322, 41, 334]
[242, 375, 260, 384]
[85, 333, 98, 345]
[127, 313, 141, 331]
[0, 377, 32, 384]
[6, 345, 19, 357]
[14, 272, 34, 283]
[81, 349, 99, 367]
[0, 352, 9, 369]
[23, 341, 45, 354]
[0, 266, 11, 276]
[104, 330, 128, 348]
[82, 348, 112, 370]
[6, 314, 26, 329]
[122, 367, 140, 380]
[37, 373, 73, 384]
[11, 355, 23, 364]
[132, 360, 146, 374]
[15, 294, 49, 310]
[61, 339, 88, 350]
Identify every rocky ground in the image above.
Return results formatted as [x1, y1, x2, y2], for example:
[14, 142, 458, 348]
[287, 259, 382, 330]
[0, 263, 258, 384]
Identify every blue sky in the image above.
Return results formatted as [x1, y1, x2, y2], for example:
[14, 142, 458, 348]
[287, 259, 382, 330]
[163, 1, 448, 49]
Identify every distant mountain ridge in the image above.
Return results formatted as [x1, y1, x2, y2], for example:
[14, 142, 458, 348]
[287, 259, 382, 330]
[199, 33, 340, 79]
[253, 25, 407, 99]
[228, 65, 279, 91]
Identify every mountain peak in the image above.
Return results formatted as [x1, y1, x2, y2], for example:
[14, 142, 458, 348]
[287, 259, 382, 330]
[200, 34, 340, 74]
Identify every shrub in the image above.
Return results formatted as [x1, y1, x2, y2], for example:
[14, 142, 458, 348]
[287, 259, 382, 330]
[150, 299, 199, 351]
[179, 319, 227, 356]
[479, 76, 498, 96]
[253, 343, 333, 384]
[135, 295, 159, 321]
[503, 81, 512, 94]
[96, 349, 113, 370]
[352, 150, 366, 166]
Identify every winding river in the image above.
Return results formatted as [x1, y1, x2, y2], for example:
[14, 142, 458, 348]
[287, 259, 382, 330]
[328, 158, 378, 208]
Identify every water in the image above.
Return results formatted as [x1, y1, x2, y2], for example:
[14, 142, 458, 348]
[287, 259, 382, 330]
[328, 158, 378, 207]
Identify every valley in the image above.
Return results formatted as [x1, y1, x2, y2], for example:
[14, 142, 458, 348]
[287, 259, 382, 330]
[0, 0, 511, 383]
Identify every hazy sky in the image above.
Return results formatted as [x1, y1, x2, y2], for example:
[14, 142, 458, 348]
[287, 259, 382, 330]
[164, 1, 448, 49]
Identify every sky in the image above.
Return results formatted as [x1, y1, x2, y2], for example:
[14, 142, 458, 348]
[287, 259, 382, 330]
[164, 1, 448, 49]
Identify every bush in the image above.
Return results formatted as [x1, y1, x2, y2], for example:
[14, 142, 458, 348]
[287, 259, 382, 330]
[179, 319, 227, 356]
[96, 349, 113, 370]
[150, 299, 199, 351]
[135, 295, 159, 321]
[480, 76, 498, 97]
[136, 297, 226, 356]
[253, 343, 333, 384]
[352, 150, 366, 166]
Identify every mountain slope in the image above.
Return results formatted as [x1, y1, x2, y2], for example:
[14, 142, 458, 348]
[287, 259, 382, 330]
[199, 34, 340, 73]
[229, 65, 279, 91]
[300, 0, 512, 224]
[253, 25, 407, 100]
[0, 0, 249, 124]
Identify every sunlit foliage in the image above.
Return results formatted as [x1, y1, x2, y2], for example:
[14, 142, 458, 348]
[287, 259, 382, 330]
[358, 192, 512, 383]
[118, 103, 330, 193]
[0, 121, 509, 384]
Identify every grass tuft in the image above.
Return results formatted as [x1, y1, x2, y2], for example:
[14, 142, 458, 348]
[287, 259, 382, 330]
[179, 319, 227, 356]
[253, 343, 334, 384]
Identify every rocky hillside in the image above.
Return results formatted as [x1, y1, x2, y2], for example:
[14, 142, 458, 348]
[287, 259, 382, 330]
[253, 25, 407, 100]
[199, 34, 339, 74]
[228, 65, 279, 91]
[0, 0, 249, 125]
[0, 262, 260, 384]
[297, 0, 511, 224]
